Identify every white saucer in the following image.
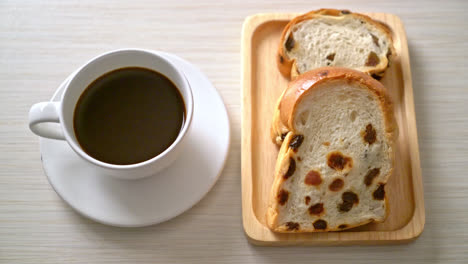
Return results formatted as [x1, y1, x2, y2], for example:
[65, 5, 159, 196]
[40, 52, 230, 227]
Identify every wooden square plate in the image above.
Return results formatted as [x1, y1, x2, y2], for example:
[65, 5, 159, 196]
[241, 13, 425, 245]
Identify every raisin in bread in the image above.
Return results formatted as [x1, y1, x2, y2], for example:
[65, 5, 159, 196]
[277, 9, 394, 79]
[267, 67, 397, 232]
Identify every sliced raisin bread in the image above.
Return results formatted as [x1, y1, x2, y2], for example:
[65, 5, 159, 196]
[267, 67, 397, 232]
[277, 9, 394, 79]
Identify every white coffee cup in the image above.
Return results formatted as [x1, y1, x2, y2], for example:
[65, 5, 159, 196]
[28, 49, 194, 180]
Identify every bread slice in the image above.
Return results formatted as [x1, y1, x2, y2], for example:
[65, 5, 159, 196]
[267, 67, 397, 232]
[277, 9, 394, 79]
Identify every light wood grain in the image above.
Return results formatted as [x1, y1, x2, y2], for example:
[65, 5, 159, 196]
[1, 0, 468, 263]
[241, 13, 424, 245]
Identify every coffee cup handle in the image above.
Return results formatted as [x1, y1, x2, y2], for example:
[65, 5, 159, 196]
[28, 102, 65, 140]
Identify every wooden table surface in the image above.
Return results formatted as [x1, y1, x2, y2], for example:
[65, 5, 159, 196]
[1, 0, 467, 263]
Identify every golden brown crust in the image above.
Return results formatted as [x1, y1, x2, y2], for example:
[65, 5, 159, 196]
[277, 9, 395, 79]
[270, 88, 289, 144]
[272, 218, 376, 233]
[267, 67, 397, 232]
[267, 133, 294, 229]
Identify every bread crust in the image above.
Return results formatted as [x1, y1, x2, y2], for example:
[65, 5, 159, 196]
[267, 132, 294, 229]
[270, 88, 289, 144]
[277, 9, 395, 79]
[268, 67, 397, 232]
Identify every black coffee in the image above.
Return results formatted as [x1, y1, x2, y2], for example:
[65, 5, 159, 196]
[74, 67, 185, 165]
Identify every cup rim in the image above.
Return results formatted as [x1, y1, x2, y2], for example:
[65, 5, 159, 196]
[59, 48, 194, 170]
